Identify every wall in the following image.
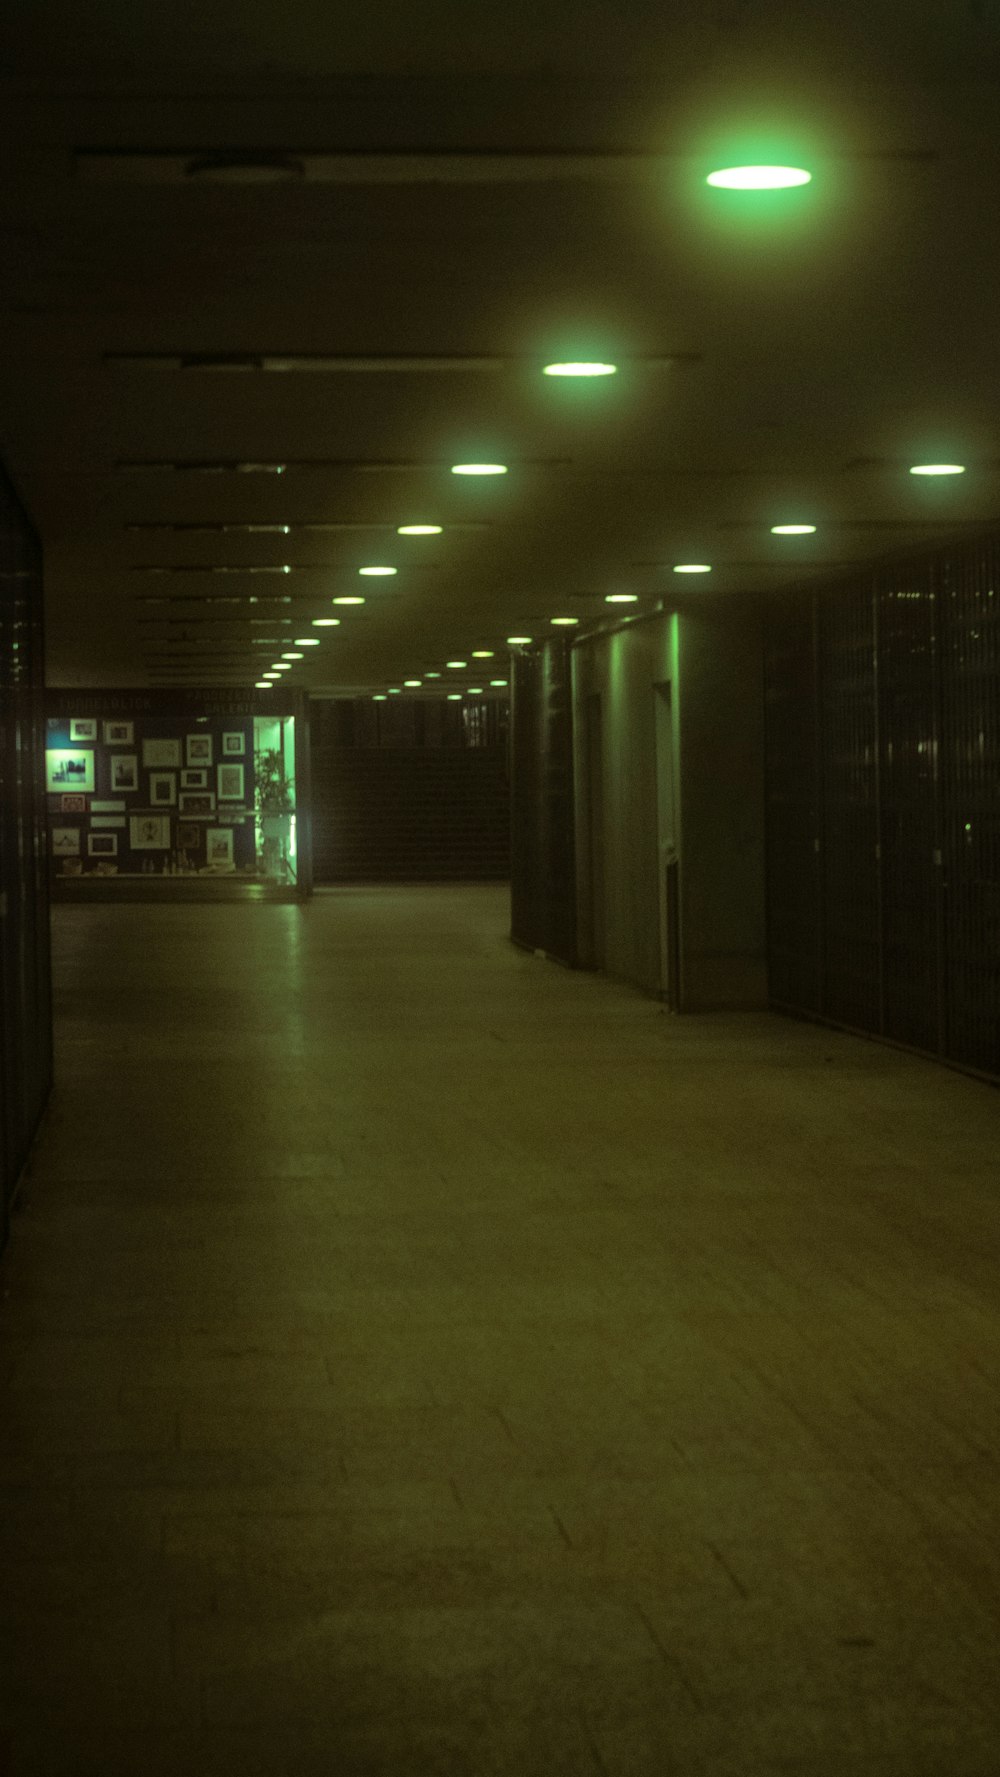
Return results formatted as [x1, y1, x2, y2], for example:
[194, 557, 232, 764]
[572, 606, 767, 1008]
[765, 536, 1000, 1077]
[509, 642, 576, 962]
[0, 460, 52, 1248]
[311, 697, 509, 884]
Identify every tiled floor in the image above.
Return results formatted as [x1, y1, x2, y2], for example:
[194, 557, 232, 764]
[1, 884, 1000, 1775]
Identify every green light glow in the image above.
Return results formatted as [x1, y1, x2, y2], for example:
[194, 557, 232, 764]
[388, 687, 401, 694]
[271, 662, 292, 671]
[467, 687, 483, 694]
[372, 694, 387, 701]
[771, 524, 817, 535]
[281, 651, 304, 660]
[673, 563, 712, 574]
[359, 565, 397, 575]
[550, 616, 579, 625]
[293, 637, 320, 645]
[333, 595, 365, 605]
[490, 678, 508, 686]
[606, 593, 638, 603]
[255, 680, 272, 688]
[451, 463, 507, 475]
[404, 679, 421, 686]
[707, 166, 811, 189]
[507, 635, 532, 644]
[397, 523, 442, 535]
[446, 659, 467, 668]
[909, 463, 966, 476]
[543, 362, 617, 377]
[312, 617, 340, 626]
[472, 649, 494, 658]
[424, 671, 442, 678]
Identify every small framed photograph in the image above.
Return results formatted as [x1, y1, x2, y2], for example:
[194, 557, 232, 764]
[180, 768, 208, 790]
[60, 793, 87, 813]
[109, 755, 138, 794]
[185, 733, 214, 767]
[92, 800, 125, 813]
[149, 772, 177, 806]
[142, 738, 182, 769]
[69, 718, 98, 743]
[87, 832, 118, 857]
[103, 719, 134, 745]
[205, 827, 235, 870]
[46, 750, 95, 794]
[177, 823, 201, 849]
[130, 814, 171, 849]
[216, 762, 245, 802]
[177, 791, 216, 815]
[91, 815, 126, 829]
[51, 826, 81, 856]
[222, 731, 246, 757]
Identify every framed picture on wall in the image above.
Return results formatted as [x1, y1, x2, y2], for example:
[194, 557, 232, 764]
[60, 794, 87, 813]
[222, 731, 245, 756]
[51, 826, 81, 855]
[69, 718, 98, 743]
[205, 827, 235, 870]
[142, 738, 182, 769]
[149, 772, 177, 806]
[178, 791, 216, 815]
[217, 762, 245, 802]
[177, 823, 201, 849]
[103, 719, 134, 744]
[130, 814, 171, 849]
[109, 755, 138, 793]
[87, 832, 118, 857]
[46, 750, 95, 794]
[186, 733, 214, 767]
[91, 815, 126, 829]
[180, 768, 208, 789]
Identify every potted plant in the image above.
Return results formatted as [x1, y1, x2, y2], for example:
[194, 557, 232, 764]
[254, 746, 294, 877]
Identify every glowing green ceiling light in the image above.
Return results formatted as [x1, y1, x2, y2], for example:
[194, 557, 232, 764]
[397, 523, 442, 535]
[771, 524, 817, 535]
[312, 617, 340, 626]
[333, 595, 365, 605]
[909, 463, 966, 476]
[372, 693, 387, 701]
[707, 165, 812, 189]
[543, 362, 618, 377]
[424, 671, 442, 678]
[293, 637, 320, 645]
[507, 635, 533, 644]
[446, 659, 467, 668]
[451, 462, 507, 475]
[605, 593, 638, 603]
[281, 651, 304, 660]
[404, 679, 421, 687]
[673, 563, 712, 574]
[550, 616, 579, 625]
[255, 680, 273, 688]
[471, 649, 494, 658]
[388, 687, 401, 694]
[271, 662, 292, 670]
[447, 692, 462, 700]
[467, 687, 483, 694]
[359, 565, 397, 576]
[490, 677, 508, 686]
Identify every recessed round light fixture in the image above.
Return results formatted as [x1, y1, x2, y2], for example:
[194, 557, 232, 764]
[909, 463, 966, 476]
[282, 565, 292, 574]
[271, 662, 292, 671]
[281, 651, 304, 660]
[359, 565, 397, 576]
[543, 362, 618, 377]
[424, 671, 442, 679]
[446, 660, 467, 669]
[293, 637, 320, 646]
[451, 463, 507, 475]
[372, 693, 387, 701]
[467, 687, 483, 694]
[550, 616, 579, 626]
[490, 678, 509, 686]
[507, 635, 533, 645]
[771, 524, 817, 535]
[312, 617, 340, 626]
[707, 165, 812, 189]
[471, 650, 495, 658]
[404, 679, 422, 687]
[255, 680, 273, 688]
[673, 563, 712, 574]
[447, 692, 462, 701]
[333, 595, 365, 605]
[388, 687, 401, 694]
[605, 593, 638, 603]
[397, 523, 442, 535]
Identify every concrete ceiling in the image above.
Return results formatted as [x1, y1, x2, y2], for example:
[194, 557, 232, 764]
[1, 0, 999, 694]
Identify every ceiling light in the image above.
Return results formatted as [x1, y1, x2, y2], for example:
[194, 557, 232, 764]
[424, 671, 442, 678]
[332, 596, 365, 605]
[446, 659, 467, 668]
[606, 593, 638, 603]
[397, 523, 442, 535]
[359, 565, 397, 576]
[372, 693, 387, 701]
[312, 617, 341, 626]
[293, 637, 320, 646]
[255, 681, 273, 688]
[471, 649, 494, 658]
[467, 687, 483, 694]
[404, 679, 422, 687]
[271, 662, 292, 671]
[507, 635, 533, 645]
[771, 524, 817, 535]
[447, 692, 462, 701]
[550, 616, 579, 625]
[707, 166, 812, 189]
[673, 563, 712, 573]
[261, 671, 281, 679]
[388, 687, 401, 694]
[281, 651, 304, 660]
[909, 463, 966, 476]
[451, 463, 507, 475]
[543, 362, 617, 377]
[490, 678, 509, 686]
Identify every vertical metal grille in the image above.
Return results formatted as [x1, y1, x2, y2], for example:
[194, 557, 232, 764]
[764, 595, 821, 1010]
[818, 583, 880, 1031]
